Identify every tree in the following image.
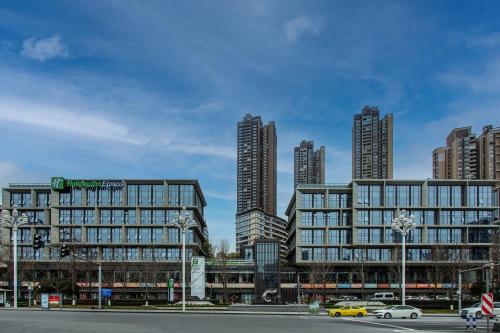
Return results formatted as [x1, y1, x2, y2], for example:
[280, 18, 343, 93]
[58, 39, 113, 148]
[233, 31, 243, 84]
[351, 245, 370, 301]
[140, 259, 164, 306]
[491, 227, 500, 297]
[389, 246, 402, 296]
[213, 239, 231, 303]
[309, 255, 335, 302]
[427, 244, 450, 296]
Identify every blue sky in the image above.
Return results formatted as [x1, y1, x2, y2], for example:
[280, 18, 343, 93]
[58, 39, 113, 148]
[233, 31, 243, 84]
[1, 1, 500, 248]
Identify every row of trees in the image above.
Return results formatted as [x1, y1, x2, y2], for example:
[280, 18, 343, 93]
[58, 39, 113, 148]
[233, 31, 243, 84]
[308, 241, 500, 301]
[0, 239, 236, 304]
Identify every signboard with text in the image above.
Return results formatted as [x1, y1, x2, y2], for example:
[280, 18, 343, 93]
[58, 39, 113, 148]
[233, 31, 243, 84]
[51, 177, 125, 190]
[190, 256, 205, 300]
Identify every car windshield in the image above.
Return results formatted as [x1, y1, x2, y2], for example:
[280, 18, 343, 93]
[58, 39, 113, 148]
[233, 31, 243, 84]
[384, 306, 396, 309]
[471, 303, 480, 308]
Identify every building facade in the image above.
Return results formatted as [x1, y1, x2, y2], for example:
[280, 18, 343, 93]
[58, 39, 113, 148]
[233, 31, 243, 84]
[0, 178, 208, 301]
[352, 106, 393, 179]
[294, 140, 325, 188]
[235, 208, 287, 257]
[285, 180, 499, 297]
[433, 125, 500, 180]
[237, 114, 277, 215]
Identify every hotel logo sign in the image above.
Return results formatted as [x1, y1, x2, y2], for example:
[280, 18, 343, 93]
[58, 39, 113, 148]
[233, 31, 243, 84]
[51, 177, 65, 190]
[51, 177, 125, 190]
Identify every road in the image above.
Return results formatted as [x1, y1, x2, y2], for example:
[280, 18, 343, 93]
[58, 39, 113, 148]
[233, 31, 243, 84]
[0, 310, 496, 333]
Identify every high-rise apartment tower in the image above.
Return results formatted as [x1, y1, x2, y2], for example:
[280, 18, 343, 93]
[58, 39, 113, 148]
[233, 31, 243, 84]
[237, 114, 277, 215]
[294, 140, 325, 188]
[433, 125, 500, 180]
[352, 106, 393, 179]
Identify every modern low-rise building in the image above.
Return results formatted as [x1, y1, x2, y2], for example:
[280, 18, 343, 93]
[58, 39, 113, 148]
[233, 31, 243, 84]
[285, 179, 500, 298]
[0, 177, 208, 301]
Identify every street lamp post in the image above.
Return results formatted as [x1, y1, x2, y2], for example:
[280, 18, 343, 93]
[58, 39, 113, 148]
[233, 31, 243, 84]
[171, 207, 196, 312]
[392, 209, 416, 306]
[1, 206, 30, 309]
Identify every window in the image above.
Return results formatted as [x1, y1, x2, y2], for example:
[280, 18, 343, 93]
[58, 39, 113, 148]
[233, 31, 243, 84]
[10, 192, 32, 207]
[140, 228, 151, 243]
[127, 248, 139, 261]
[468, 186, 493, 207]
[152, 228, 164, 243]
[327, 212, 340, 226]
[168, 185, 179, 205]
[37, 193, 50, 207]
[357, 185, 381, 206]
[168, 228, 179, 243]
[139, 185, 150, 205]
[301, 193, 324, 208]
[301, 212, 313, 226]
[328, 193, 349, 208]
[84, 210, 95, 224]
[180, 185, 194, 206]
[127, 228, 139, 243]
[127, 185, 137, 205]
[87, 190, 97, 206]
[167, 248, 180, 261]
[314, 212, 325, 226]
[87, 228, 98, 243]
[328, 230, 350, 244]
[126, 210, 136, 224]
[326, 247, 339, 260]
[153, 185, 164, 206]
[301, 230, 313, 244]
[301, 248, 311, 261]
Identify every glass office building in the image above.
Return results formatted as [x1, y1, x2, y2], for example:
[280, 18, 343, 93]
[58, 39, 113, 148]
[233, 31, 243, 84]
[285, 179, 499, 296]
[1, 178, 208, 301]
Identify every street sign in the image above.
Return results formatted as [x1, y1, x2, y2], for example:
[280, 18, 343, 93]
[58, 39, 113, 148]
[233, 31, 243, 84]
[481, 292, 494, 316]
[101, 288, 112, 298]
[41, 293, 49, 310]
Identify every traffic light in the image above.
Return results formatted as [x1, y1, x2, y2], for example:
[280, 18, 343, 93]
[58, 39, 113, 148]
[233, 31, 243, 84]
[60, 244, 70, 258]
[33, 234, 44, 251]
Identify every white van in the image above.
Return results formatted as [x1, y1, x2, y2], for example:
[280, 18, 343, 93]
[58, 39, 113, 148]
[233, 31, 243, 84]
[371, 292, 396, 301]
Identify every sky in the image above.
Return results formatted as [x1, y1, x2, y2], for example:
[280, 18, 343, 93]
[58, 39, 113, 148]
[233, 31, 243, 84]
[1, 1, 500, 248]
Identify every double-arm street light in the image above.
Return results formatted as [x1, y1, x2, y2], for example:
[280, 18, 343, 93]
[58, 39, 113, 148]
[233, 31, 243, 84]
[171, 207, 197, 312]
[1, 206, 30, 309]
[392, 209, 416, 306]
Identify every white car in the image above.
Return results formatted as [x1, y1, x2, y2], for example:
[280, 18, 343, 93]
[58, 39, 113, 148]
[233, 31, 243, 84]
[373, 305, 423, 319]
[461, 302, 500, 319]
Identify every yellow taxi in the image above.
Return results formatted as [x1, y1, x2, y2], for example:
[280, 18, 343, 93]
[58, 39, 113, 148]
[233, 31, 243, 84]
[328, 305, 368, 317]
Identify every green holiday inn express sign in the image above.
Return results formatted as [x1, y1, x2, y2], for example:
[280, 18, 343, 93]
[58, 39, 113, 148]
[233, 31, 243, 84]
[51, 177, 124, 190]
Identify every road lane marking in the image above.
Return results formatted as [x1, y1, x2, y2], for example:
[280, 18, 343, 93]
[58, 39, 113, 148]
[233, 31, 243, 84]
[340, 317, 415, 331]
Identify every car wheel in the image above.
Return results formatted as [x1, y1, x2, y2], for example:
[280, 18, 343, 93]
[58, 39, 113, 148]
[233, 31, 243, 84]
[384, 313, 392, 319]
[335, 312, 341, 317]
[356, 312, 363, 317]
[476, 312, 483, 319]
[410, 313, 417, 319]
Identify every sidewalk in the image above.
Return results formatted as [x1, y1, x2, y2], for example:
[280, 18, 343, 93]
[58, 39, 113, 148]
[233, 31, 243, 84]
[0, 307, 466, 317]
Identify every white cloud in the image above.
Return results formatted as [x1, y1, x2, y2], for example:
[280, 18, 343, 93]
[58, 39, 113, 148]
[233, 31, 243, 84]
[467, 32, 500, 48]
[21, 35, 69, 62]
[284, 15, 320, 43]
[0, 98, 144, 145]
[439, 58, 500, 93]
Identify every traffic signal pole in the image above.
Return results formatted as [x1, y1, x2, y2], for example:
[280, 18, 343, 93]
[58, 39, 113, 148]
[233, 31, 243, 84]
[98, 260, 102, 311]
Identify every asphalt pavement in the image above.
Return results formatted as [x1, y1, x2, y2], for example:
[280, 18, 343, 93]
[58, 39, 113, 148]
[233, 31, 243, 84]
[0, 310, 497, 333]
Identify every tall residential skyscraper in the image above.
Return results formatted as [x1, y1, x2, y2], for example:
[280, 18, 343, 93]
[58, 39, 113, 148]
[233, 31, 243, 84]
[237, 114, 277, 215]
[352, 106, 393, 179]
[433, 125, 500, 180]
[294, 140, 325, 188]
